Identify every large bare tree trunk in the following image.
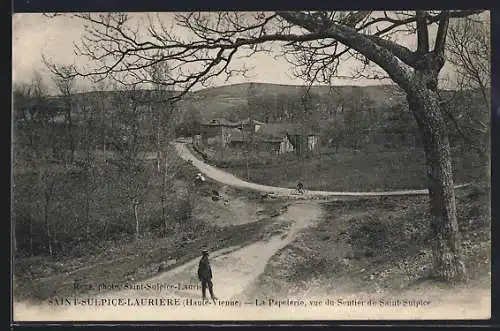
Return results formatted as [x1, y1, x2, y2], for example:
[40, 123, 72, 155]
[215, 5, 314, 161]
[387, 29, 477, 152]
[408, 83, 467, 283]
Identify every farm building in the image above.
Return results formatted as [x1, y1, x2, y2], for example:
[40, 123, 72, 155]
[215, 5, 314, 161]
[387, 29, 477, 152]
[226, 128, 294, 155]
[198, 118, 319, 156]
[225, 122, 319, 155]
[199, 118, 238, 147]
[199, 118, 264, 148]
[257, 123, 319, 155]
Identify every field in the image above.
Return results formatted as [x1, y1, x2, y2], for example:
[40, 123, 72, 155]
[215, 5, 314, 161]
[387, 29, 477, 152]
[199, 146, 487, 191]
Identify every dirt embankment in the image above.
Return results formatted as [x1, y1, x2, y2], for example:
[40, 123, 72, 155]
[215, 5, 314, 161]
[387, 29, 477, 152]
[241, 188, 491, 318]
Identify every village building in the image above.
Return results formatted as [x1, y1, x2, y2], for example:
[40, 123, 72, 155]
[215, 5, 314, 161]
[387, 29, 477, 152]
[199, 118, 239, 147]
[198, 117, 320, 156]
[255, 123, 319, 155]
[285, 125, 320, 155]
[226, 127, 294, 155]
[199, 118, 264, 148]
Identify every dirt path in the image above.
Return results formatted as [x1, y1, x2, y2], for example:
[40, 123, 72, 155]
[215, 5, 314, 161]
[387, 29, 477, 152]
[173, 142, 470, 198]
[14, 202, 323, 321]
[111, 201, 321, 301]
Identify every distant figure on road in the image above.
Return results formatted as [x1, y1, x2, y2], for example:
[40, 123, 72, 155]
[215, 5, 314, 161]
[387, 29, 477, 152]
[297, 181, 304, 194]
[197, 249, 218, 302]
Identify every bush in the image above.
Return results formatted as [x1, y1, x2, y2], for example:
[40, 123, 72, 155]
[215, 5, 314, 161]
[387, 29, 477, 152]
[349, 215, 393, 250]
[466, 182, 489, 201]
[347, 212, 430, 263]
[12, 147, 203, 260]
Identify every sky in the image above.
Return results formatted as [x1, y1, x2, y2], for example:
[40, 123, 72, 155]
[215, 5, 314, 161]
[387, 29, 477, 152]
[12, 12, 488, 94]
[13, 13, 320, 93]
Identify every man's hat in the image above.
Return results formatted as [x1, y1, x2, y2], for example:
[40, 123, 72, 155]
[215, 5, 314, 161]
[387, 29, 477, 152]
[201, 248, 209, 254]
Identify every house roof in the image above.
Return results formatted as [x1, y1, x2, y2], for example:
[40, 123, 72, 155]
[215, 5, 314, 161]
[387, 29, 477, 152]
[228, 127, 283, 143]
[240, 117, 265, 125]
[228, 128, 245, 142]
[201, 117, 266, 127]
[227, 122, 318, 144]
[201, 118, 241, 127]
[257, 123, 319, 138]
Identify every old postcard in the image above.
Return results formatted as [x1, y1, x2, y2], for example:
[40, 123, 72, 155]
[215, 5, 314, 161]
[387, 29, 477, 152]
[12, 10, 491, 322]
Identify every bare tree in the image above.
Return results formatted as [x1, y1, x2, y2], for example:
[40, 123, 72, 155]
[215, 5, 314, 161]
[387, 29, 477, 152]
[45, 10, 488, 282]
[146, 62, 179, 236]
[106, 85, 153, 239]
[243, 83, 259, 178]
[14, 74, 60, 256]
[447, 16, 490, 108]
[342, 90, 371, 152]
[13, 72, 59, 160]
[320, 89, 347, 152]
[444, 16, 490, 159]
[74, 87, 102, 241]
[46, 63, 77, 161]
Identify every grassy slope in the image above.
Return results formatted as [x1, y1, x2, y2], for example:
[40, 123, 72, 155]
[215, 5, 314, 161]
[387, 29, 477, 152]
[182, 83, 408, 121]
[245, 183, 490, 299]
[13, 159, 289, 304]
[14, 215, 280, 304]
[221, 148, 486, 191]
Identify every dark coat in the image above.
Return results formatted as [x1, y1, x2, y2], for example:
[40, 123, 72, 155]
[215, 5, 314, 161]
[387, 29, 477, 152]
[197, 255, 213, 281]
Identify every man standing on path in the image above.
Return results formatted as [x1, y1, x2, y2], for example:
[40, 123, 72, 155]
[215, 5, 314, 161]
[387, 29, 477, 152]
[197, 248, 218, 303]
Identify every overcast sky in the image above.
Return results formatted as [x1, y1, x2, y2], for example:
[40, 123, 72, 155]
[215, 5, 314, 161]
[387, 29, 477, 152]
[12, 12, 487, 94]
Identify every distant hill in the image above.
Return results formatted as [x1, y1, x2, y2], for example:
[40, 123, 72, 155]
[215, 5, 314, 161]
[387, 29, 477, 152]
[53, 82, 481, 124]
[180, 82, 409, 121]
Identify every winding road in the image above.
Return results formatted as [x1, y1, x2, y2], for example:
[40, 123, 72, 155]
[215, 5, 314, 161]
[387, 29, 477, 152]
[173, 142, 470, 199]
[14, 142, 485, 321]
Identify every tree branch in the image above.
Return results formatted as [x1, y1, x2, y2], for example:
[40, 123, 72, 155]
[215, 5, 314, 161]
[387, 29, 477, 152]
[416, 11, 429, 54]
[44, 10, 487, 100]
[277, 11, 413, 90]
[435, 10, 450, 56]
